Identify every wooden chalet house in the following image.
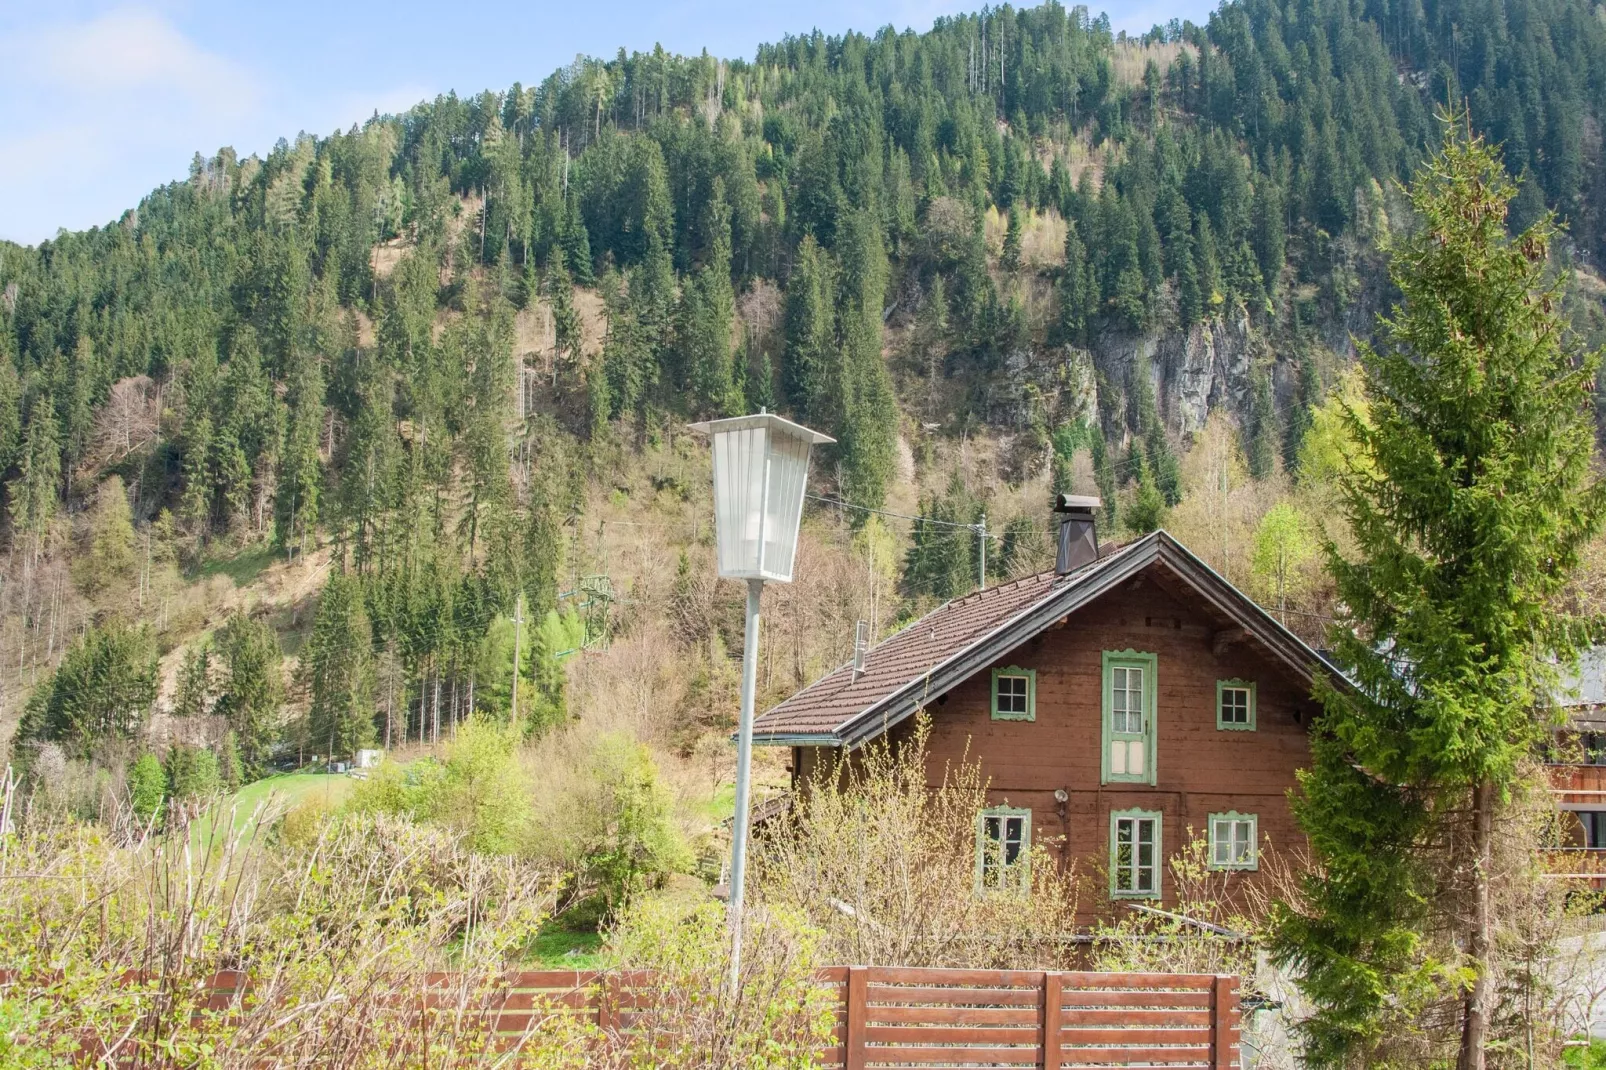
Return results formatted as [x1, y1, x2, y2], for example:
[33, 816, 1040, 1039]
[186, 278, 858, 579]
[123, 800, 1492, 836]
[1549, 649, 1606, 884]
[752, 498, 1346, 907]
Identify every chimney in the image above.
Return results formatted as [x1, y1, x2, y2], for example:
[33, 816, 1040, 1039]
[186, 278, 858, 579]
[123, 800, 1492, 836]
[852, 620, 869, 680]
[1053, 494, 1101, 574]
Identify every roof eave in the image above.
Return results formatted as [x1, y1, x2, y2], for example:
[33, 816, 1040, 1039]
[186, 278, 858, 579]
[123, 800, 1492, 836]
[825, 531, 1347, 750]
[752, 732, 843, 747]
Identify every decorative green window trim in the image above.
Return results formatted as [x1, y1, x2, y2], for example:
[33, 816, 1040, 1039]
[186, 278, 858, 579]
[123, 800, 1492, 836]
[1216, 680, 1256, 731]
[991, 667, 1036, 721]
[975, 805, 1033, 892]
[1101, 650, 1157, 785]
[1110, 808, 1162, 900]
[1208, 811, 1259, 870]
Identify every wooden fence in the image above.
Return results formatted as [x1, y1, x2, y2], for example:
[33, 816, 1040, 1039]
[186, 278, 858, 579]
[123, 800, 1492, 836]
[7, 966, 1240, 1068]
[495, 966, 1240, 1068]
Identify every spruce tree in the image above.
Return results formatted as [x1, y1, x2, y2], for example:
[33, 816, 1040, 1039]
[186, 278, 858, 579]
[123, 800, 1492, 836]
[782, 235, 835, 423]
[1271, 123, 1606, 1068]
[305, 570, 377, 759]
[214, 611, 285, 775]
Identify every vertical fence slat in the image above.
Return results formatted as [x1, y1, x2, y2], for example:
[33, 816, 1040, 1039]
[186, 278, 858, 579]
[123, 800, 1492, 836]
[1041, 971, 1062, 1070]
[1212, 974, 1233, 1070]
[845, 966, 868, 1070]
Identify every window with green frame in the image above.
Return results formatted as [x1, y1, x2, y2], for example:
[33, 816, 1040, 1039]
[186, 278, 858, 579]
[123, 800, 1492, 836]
[1216, 680, 1256, 730]
[1110, 809, 1161, 899]
[1101, 651, 1157, 785]
[1208, 812, 1258, 870]
[975, 806, 1032, 891]
[991, 667, 1035, 721]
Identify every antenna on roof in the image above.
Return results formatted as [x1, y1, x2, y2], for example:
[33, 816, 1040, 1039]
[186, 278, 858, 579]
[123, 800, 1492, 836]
[852, 620, 870, 680]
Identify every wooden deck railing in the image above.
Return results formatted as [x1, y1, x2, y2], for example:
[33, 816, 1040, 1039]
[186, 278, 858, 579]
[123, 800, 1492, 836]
[4, 966, 1241, 1068]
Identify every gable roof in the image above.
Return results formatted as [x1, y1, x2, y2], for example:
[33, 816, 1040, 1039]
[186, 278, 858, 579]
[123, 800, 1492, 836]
[753, 530, 1343, 749]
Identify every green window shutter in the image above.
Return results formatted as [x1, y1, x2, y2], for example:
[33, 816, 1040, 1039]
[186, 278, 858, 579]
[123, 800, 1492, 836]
[1207, 811, 1258, 870]
[1109, 808, 1163, 899]
[1216, 680, 1256, 731]
[991, 667, 1036, 721]
[1101, 650, 1157, 785]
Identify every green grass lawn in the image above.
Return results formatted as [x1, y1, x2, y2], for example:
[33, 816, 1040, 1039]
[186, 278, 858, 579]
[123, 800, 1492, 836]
[197, 545, 276, 588]
[195, 772, 355, 846]
[529, 917, 605, 969]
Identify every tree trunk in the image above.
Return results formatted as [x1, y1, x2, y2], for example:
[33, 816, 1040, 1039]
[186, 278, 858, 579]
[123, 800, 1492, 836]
[1457, 778, 1493, 1070]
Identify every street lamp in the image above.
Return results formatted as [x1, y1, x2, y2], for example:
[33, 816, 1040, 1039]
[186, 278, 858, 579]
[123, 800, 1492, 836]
[688, 410, 833, 989]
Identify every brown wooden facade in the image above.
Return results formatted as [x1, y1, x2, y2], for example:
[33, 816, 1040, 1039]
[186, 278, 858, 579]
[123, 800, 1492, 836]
[769, 533, 1335, 913]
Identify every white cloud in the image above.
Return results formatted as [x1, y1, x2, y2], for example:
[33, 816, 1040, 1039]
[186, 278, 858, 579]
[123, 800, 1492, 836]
[10, 8, 259, 116]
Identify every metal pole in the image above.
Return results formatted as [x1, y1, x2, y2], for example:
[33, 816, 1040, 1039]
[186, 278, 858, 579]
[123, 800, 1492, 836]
[729, 577, 763, 992]
[977, 513, 987, 591]
[510, 593, 523, 723]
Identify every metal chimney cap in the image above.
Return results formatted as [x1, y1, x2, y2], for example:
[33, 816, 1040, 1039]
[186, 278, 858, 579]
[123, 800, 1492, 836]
[1053, 494, 1102, 512]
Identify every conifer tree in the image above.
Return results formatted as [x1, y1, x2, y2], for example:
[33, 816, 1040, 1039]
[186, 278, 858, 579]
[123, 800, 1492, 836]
[274, 354, 323, 558]
[305, 570, 377, 759]
[549, 258, 583, 369]
[1001, 205, 1023, 271]
[782, 234, 835, 423]
[679, 177, 739, 415]
[1244, 363, 1278, 479]
[1272, 123, 1606, 1069]
[214, 611, 285, 775]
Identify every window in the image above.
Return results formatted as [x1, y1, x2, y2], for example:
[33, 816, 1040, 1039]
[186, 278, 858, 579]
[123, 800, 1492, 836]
[991, 667, 1036, 721]
[976, 806, 1032, 891]
[1217, 680, 1256, 731]
[1208, 812, 1258, 870]
[1102, 651, 1157, 785]
[1583, 811, 1606, 849]
[1585, 733, 1606, 766]
[1110, 810, 1161, 899]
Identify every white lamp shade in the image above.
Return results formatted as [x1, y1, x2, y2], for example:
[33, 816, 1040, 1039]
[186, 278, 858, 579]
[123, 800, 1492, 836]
[688, 413, 833, 583]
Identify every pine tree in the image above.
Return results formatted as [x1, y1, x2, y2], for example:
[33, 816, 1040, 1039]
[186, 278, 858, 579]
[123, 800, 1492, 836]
[1001, 205, 1023, 270]
[174, 645, 214, 718]
[1244, 363, 1278, 479]
[274, 354, 323, 558]
[679, 177, 739, 415]
[305, 570, 377, 759]
[1272, 123, 1606, 1069]
[549, 258, 583, 369]
[782, 234, 835, 423]
[14, 622, 157, 757]
[214, 611, 285, 775]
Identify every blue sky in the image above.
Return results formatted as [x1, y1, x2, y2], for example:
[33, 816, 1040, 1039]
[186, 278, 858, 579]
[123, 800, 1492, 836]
[0, 0, 1213, 246]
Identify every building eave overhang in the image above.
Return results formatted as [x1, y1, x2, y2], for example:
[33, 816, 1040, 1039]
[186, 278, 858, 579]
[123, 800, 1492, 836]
[754, 531, 1344, 751]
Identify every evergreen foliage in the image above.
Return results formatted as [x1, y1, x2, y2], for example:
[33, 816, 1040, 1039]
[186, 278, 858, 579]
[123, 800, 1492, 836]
[1271, 121, 1606, 1066]
[15, 623, 157, 758]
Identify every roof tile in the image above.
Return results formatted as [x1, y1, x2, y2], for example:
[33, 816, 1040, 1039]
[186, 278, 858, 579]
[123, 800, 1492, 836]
[754, 540, 1141, 739]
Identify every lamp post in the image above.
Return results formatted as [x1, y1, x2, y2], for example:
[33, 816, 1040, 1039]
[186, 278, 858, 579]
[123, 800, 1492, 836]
[688, 411, 833, 991]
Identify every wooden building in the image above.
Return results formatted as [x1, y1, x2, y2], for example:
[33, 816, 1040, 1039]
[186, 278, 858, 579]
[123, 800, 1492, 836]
[752, 517, 1346, 909]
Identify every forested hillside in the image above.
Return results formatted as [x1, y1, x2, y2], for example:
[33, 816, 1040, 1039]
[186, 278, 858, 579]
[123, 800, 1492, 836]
[4, 0, 1606, 790]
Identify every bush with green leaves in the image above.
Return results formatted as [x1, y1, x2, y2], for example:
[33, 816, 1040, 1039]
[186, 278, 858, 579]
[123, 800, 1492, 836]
[126, 753, 166, 824]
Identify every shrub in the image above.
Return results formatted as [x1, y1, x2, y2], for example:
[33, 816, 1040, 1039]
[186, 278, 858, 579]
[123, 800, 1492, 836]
[0, 796, 567, 1068]
[351, 716, 528, 855]
[602, 896, 836, 1070]
[126, 752, 166, 824]
[752, 716, 1082, 969]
